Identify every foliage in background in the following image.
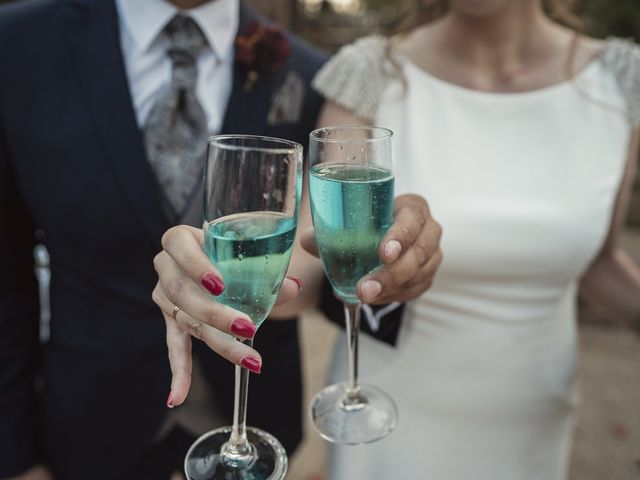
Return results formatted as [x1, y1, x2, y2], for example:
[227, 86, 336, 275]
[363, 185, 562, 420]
[580, 0, 640, 42]
[359, 0, 640, 41]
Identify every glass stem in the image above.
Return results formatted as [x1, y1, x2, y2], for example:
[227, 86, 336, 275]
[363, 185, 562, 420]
[224, 338, 253, 457]
[344, 303, 362, 401]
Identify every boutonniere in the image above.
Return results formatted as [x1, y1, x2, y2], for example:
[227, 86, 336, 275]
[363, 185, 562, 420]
[235, 21, 292, 91]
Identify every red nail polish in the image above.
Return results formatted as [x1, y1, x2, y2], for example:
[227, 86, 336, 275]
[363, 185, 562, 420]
[288, 276, 304, 290]
[201, 273, 224, 296]
[231, 318, 256, 338]
[241, 356, 261, 374]
[166, 391, 174, 409]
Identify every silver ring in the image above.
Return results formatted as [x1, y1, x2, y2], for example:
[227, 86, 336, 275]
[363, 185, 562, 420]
[171, 305, 181, 320]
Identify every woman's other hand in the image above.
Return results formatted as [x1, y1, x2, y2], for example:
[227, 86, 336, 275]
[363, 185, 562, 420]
[301, 193, 443, 305]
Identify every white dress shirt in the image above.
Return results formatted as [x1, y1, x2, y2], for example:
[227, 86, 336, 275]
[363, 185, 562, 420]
[115, 0, 239, 134]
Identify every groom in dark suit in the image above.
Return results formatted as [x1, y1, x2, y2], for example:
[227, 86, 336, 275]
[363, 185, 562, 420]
[0, 0, 443, 478]
[0, 0, 326, 478]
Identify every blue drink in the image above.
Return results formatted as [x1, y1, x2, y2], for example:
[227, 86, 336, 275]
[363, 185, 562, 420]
[309, 163, 394, 304]
[204, 211, 296, 327]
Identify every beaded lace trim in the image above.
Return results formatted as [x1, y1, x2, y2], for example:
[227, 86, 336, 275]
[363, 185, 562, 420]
[600, 37, 640, 127]
[312, 35, 391, 121]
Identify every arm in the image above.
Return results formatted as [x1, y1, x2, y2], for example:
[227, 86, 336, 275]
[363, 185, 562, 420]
[0, 120, 43, 476]
[580, 129, 640, 330]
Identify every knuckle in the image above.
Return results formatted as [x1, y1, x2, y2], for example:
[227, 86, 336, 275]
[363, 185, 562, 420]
[385, 272, 403, 290]
[370, 269, 390, 288]
[166, 276, 185, 302]
[185, 318, 203, 340]
[428, 249, 444, 273]
[413, 242, 431, 265]
[434, 221, 443, 241]
[161, 226, 181, 250]
[418, 196, 429, 213]
[405, 194, 429, 220]
[397, 223, 414, 242]
[153, 252, 163, 272]
[216, 340, 234, 361]
[151, 286, 161, 305]
[205, 309, 222, 329]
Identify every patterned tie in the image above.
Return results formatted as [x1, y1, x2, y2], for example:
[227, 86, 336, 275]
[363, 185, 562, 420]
[144, 15, 208, 222]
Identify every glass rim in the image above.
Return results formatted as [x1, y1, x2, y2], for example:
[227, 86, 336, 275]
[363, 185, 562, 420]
[309, 125, 393, 144]
[207, 134, 304, 155]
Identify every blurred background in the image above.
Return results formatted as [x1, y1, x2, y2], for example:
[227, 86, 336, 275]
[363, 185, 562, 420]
[6, 0, 639, 478]
[257, 0, 640, 55]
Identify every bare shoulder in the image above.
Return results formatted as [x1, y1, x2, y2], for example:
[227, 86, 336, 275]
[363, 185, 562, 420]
[391, 21, 452, 76]
[578, 36, 607, 60]
[392, 24, 438, 62]
[561, 33, 605, 74]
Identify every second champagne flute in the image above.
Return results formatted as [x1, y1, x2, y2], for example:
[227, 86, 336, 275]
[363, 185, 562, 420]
[308, 126, 398, 445]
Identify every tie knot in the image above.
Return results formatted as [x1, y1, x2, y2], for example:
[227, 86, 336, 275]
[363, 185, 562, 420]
[165, 15, 207, 54]
[165, 15, 207, 89]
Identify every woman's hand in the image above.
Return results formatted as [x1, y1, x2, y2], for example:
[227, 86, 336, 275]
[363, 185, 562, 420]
[313, 102, 444, 306]
[152, 225, 303, 407]
[301, 193, 443, 305]
[364, 194, 443, 304]
[7, 465, 54, 480]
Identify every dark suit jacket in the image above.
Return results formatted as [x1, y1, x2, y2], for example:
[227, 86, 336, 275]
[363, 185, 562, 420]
[0, 0, 327, 478]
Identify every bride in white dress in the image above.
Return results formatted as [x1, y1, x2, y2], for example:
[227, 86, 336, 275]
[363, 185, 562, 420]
[312, 0, 640, 478]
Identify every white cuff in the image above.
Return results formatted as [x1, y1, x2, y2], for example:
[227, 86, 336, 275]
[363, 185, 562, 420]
[361, 302, 401, 332]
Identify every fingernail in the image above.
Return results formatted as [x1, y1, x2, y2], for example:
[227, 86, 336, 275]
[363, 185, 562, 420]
[201, 273, 224, 296]
[231, 318, 256, 338]
[384, 240, 402, 262]
[166, 391, 174, 409]
[288, 276, 304, 290]
[241, 356, 261, 374]
[361, 280, 382, 303]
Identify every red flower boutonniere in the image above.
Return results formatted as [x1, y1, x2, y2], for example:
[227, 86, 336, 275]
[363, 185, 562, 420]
[235, 21, 292, 91]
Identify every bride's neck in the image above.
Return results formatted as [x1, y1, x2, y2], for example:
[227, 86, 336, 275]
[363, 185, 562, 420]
[433, 4, 560, 74]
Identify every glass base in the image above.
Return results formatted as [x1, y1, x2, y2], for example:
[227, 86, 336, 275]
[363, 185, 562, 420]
[310, 382, 398, 445]
[184, 426, 287, 480]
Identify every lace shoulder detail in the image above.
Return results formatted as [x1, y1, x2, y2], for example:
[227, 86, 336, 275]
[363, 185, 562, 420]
[312, 35, 394, 121]
[601, 37, 640, 127]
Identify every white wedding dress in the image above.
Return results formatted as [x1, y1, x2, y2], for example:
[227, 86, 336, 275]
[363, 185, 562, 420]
[313, 36, 640, 480]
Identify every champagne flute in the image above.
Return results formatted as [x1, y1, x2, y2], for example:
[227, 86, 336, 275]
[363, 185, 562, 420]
[184, 135, 302, 480]
[308, 126, 398, 445]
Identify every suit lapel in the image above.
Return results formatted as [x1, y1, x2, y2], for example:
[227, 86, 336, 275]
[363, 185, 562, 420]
[62, 0, 169, 247]
[220, 2, 276, 135]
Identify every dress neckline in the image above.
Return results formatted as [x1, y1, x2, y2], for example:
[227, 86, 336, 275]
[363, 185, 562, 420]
[396, 40, 608, 101]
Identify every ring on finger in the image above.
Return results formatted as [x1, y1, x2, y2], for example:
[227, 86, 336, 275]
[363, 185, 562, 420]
[171, 305, 181, 320]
